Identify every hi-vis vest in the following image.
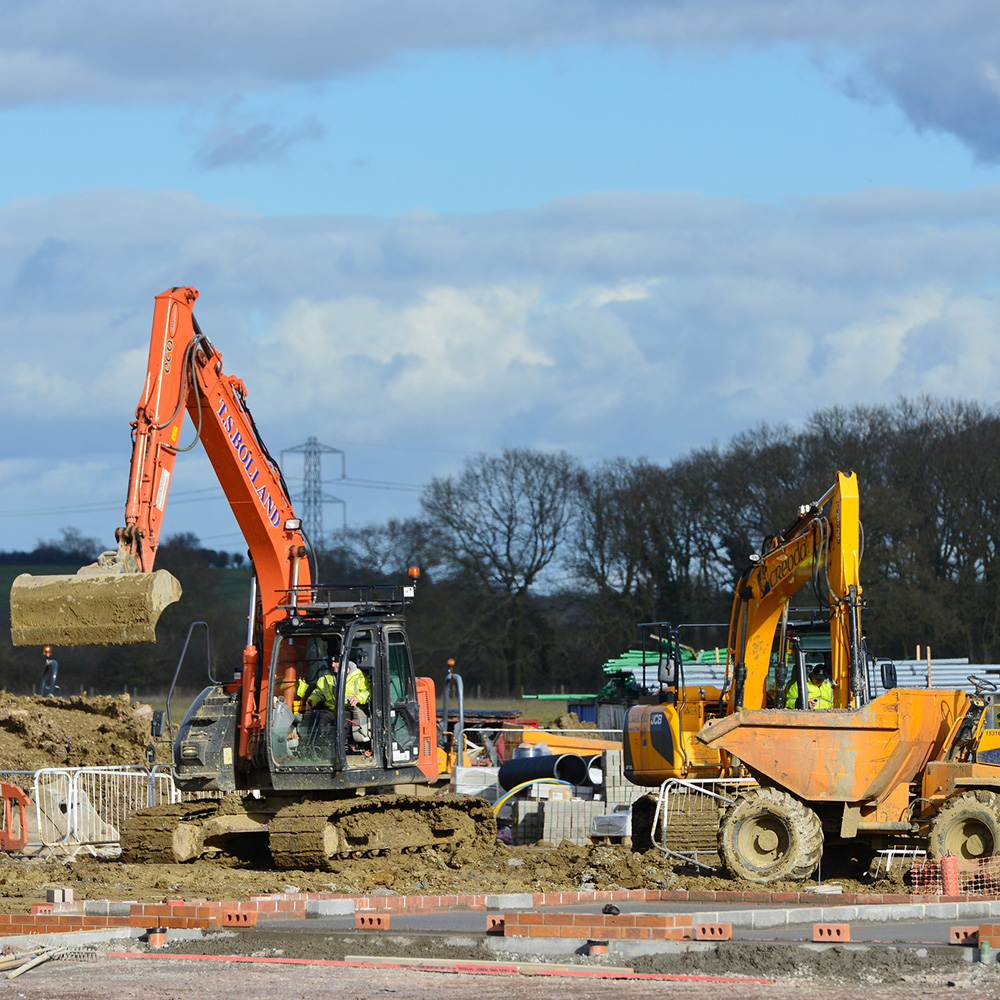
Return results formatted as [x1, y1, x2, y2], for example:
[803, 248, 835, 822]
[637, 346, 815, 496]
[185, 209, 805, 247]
[785, 678, 833, 709]
[296, 664, 370, 710]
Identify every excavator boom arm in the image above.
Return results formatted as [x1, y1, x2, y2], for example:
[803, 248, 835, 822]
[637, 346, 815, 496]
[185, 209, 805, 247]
[10, 288, 311, 674]
[727, 470, 863, 712]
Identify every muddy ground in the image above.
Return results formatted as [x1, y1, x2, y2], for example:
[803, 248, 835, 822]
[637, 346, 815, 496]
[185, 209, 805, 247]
[0, 693, 911, 906]
[0, 693, 982, 994]
[0, 691, 156, 771]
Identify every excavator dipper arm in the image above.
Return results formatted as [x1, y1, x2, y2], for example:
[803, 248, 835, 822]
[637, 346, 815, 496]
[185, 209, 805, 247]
[726, 470, 863, 712]
[9, 288, 311, 733]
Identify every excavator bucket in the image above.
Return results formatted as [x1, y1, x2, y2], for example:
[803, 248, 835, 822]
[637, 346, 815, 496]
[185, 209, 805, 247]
[9, 569, 182, 646]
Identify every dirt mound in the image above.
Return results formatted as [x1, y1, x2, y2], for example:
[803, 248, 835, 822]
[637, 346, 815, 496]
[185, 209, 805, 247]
[548, 712, 598, 732]
[0, 692, 152, 772]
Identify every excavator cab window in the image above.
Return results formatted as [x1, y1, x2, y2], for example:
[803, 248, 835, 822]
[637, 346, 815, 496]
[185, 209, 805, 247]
[387, 629, 420, 762]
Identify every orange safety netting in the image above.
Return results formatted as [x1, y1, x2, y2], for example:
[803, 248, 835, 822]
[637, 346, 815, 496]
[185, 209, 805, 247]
[909, 854, 1000, 895]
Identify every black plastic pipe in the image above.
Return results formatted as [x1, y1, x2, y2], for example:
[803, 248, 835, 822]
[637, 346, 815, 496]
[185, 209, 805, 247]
[498, 752, 588, 791]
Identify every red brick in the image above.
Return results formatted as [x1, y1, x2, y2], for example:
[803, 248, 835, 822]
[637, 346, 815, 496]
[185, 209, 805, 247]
[649, 927, 689, 940]
[635, 915, 669, 928]
[526, 925, 560, 938]
[659, 890, 689, 902]
[686, 891, 719, 902]
[222, 910, 258, 927]
[544, 913, 576, 925]
[813, 923, 850, 943]
[518, 912, 544, 925]
[621, 927, 650, 940]
[486, 916, 505, 934]
[696, 922, 733, 941]
[355, 914, 390, 930]
[950, 926, 978, 945]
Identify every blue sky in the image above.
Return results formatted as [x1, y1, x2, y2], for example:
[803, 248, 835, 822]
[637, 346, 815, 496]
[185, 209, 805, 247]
[3, 2, 1000, 554]
[4, 45, 988, 216]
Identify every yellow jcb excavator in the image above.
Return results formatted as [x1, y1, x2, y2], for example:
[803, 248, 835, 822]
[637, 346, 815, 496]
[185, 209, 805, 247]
[624, 471, 1000, 882]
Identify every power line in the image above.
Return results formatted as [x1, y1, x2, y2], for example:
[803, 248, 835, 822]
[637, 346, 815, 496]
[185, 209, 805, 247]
[281, 437, 346, 538]
[0, 487, 225, 519]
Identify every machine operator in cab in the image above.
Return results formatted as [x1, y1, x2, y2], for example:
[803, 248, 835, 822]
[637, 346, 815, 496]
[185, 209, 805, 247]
[297, 657, 372, 748]
[785, 662, 833, 710]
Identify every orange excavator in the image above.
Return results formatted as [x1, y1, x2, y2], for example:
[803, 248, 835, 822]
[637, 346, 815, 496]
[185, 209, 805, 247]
[623, 472, 1000, 882]
[9, 287, 492, 866]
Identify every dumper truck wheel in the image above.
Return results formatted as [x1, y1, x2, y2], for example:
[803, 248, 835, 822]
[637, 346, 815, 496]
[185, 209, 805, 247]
[718, 786, 823, 883]
[928, 790, 1000, 861]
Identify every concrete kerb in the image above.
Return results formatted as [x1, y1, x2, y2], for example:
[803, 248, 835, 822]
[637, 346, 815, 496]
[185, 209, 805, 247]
[683, 899, 1000, 930]
[305, 899, 356, 917]
[485, 893, 534, 910]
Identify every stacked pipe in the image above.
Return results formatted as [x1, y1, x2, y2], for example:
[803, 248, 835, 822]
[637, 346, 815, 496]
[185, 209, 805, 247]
[498, 752, 594, 791]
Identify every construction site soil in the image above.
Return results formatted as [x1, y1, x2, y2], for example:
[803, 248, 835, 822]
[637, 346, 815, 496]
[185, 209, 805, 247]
[0, 693, 913, 905]
[0, 694, 989, 995]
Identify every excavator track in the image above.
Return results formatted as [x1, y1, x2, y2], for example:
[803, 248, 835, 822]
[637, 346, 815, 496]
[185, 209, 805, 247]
[269, 792, 496, 869]
[120, 795, 276, 864]
[121, 792, 496, 868]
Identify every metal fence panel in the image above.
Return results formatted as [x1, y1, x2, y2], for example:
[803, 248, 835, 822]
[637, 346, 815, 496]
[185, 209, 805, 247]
[0, 766, 223, 858]
[651, 777, 758, 869]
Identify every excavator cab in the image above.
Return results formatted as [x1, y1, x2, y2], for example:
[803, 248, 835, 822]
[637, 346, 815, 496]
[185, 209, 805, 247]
[261, 584, 429, 791]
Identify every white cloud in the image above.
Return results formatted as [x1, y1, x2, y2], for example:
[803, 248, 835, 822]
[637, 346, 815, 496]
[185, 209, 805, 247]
[3, 183, 1000, 544]
[2, 1, 1000, 161]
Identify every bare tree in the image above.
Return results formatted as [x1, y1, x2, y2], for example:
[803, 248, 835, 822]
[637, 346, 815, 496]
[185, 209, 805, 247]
[421, 448, 579, 692]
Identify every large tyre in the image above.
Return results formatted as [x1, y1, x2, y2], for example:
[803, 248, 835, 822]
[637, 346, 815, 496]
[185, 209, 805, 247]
[718, 787, 823, 883]
[928, 790, 1000, 861]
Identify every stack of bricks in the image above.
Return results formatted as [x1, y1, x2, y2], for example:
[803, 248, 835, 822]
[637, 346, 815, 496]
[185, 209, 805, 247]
[507, 749, 645, 846]
[510, 796, 613, 846]
[975, 923, 1000, 948]
[600, 749, 648, 809]
[541, 799, 612, 845]
[502, 910, 697, 941]
[510, 799, 543, 844]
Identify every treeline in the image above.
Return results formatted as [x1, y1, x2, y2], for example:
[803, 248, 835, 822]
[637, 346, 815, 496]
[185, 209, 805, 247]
[2, 396, 998, 697]
[324, 395, 1000, 695]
